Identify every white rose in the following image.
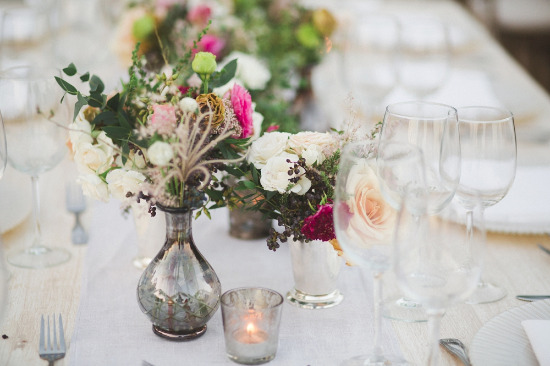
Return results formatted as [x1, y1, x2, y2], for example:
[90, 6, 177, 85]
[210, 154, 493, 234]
[74, 142, 114, 174]
[77, 174, 110, 202]
[302, 144, 326, 166]
[179, 97, 198, 113]
[288, 131, 338, 156]
[247, 132, 290, 169]
[148, 141, 173, 166]
[260, 153, 312, 195]
[224, 52, 271, 90]
[106, 168, 146, 201]
[68, 114, 93, 153]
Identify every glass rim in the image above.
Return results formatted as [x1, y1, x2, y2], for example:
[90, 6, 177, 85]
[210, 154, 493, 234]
[456, 105, 514, 124]
[385, 100, 457, 121]
[221, 287, 284, 308]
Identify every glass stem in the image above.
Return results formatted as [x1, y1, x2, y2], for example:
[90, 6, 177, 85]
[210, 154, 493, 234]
[426, 309, 445, 366]
[466, 209, 485, 286]
[371, 271, 384, 361]
[30, 175, 42, 250]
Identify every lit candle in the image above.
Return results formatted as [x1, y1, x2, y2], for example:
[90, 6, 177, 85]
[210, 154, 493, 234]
[234, 323, 269, 344]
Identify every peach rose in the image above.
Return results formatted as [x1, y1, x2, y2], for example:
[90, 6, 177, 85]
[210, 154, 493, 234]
[345, 160, 396, 245]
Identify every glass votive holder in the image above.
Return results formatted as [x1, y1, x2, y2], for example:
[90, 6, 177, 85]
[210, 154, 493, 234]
[221, 287, 283, 365]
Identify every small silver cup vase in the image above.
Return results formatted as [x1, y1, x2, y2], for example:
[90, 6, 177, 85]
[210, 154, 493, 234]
[287, 239, 343, 309]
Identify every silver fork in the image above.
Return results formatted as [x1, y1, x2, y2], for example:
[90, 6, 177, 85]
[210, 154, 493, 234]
[39, 314, 66, 365]
[65, 182, 88, 244]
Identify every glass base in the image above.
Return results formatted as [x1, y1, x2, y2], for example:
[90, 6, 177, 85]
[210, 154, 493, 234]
[340, 354, 410, 366]
[286, 288, 343, 309]
[227, 353, 276, 365]
[7, 246, 70, 269]
[132, 256, 152, 270]
[152, 324, 206, 341]
[383, 296, 428, 323]
[465, 281, 507, 304]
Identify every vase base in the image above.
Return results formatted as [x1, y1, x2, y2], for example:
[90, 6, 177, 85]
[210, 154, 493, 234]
[286, 288, 343, 309]
[152, 324, 207, 341]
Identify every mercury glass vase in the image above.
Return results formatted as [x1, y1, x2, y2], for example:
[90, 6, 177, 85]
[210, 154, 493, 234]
[137, 205, 221, 341]
[287, 239, 344, 309]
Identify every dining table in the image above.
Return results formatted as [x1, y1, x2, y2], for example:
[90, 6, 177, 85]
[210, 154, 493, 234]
[1, 0, 550, 365]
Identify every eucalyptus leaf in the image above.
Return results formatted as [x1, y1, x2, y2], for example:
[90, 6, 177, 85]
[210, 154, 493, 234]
[80, 72, 90, 82]
[63, 63, 77, 76]
[55, 77, 78, 95]
[89, 75, 105, 94]
[210, 59, 237, 88]
[73, 93, 88, 121]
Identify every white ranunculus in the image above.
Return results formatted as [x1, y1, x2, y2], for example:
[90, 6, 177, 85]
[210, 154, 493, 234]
[106, 168, 146, 201]
[74, 141, 114, 175]
[247, 132, 290, 169]
[223, 52, 271, 90]
[179, 97, 198, 113]
[68, 114, 93, 152]
[260, 153, 312, 195]
[288, 131, 338, 156]
[148, 141, 174, 166]
[77, 174, 110, 202]
[302, 144, 326, 166]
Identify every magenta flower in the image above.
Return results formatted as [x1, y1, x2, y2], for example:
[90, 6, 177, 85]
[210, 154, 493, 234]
[301, 203, 336, 242]
[191, 35, 225, 58]
[187, 5, 211, 26]
[230, 84, 254, 138]
[150, 104, 177, 136]
[266, 125, 280, 132]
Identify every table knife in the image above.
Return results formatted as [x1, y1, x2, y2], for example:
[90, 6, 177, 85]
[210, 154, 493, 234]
[516, 295, 550, 302]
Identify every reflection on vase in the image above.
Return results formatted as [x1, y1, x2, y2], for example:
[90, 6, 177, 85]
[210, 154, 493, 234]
[287, 239, 343, 309]
[137, 206, 221, 341]
[228, 207, 272, 240]
[131, 204, 165, 269]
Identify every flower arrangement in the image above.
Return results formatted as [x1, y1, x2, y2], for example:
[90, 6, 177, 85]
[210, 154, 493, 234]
[234, 120, 382, 253]
[59, 47, 262, 215]
[112, 0, 337, 132]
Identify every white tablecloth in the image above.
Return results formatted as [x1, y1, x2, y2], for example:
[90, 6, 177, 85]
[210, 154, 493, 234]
[68, 201, 403, 365]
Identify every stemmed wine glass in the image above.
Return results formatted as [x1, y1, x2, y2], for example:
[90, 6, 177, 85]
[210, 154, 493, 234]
[334, 140, 425, 366]
[0, 66, 71, 268]
[393, 194, 486, 366]
[455, 106, 516, 304]
[379, 101, 461, 322]
[341, 14, 399, 126]
[397, 16, 451, 100]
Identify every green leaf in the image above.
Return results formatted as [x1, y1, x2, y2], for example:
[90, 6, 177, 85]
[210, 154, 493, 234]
[55, 77, 78, 95]
[210, 59, 237, 88]
[92, 111, 118, 126]
[121, 142, 130, 165]
[80, 72, 90, 82]
[106, 93, 120, 111]
[63, 63, 77, 76]
[88, 91, 105, 108]
[73, 93, 88, 121]
[241, 180, 256, 189]
[89, 75, 105, 94]
[103, 126, 131, 140]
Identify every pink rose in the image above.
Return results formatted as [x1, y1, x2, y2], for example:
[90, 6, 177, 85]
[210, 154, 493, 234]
[187, 5, 211, 26]
[150, 104, 177, 136]
[345, 161, 396, 244]
[230, 84, 253, 139]
[301, 203, 336, 242]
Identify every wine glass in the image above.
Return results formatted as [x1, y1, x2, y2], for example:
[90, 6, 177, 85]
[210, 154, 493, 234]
[455, 106, 516, 304]
[379, 101, 461, 322]
[0, 112, 6, 179]
[393, 195, 485, 366]
[397, 16, 451, 100]
[334, 140, 425, 366]
[341, 13, 399, 127]
[0, 65, 71, 268]
[0, 112, 7, 321]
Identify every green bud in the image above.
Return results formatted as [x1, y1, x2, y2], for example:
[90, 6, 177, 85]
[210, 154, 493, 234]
[192, 52, 217, 76]
[296, 23, 321, 49]
[132, 15, 155, 41]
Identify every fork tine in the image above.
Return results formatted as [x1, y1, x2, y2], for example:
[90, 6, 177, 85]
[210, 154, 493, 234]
[53, 314, 58, 352]
[58, 314, 66, 351]
[47, 315, 51, 351]
[39, 315, 45, 353]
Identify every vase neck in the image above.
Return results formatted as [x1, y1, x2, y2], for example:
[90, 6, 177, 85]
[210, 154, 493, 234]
[162, 209, 193, 241]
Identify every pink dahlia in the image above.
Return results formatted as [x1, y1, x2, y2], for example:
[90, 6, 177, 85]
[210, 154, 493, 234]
[150, 104, 177, 136]
[192, 35, 225, 58]
[230, 84, 253, 138]
[301, 203, 336, 242]
[187, 5, 211, 26]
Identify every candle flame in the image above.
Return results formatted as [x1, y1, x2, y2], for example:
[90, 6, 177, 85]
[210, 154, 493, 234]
[246, 323, 255, 335]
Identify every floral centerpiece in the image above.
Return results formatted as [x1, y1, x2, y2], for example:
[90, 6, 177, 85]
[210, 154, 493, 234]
[58, 46, 263, 339]
[112, 0, 337, 132]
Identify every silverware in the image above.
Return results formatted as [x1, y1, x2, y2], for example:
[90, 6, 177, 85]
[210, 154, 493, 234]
[65, 182, 88, 244]
[440, 338, 472, 366]
[516, 295, 550, 302]
[537, 243, 550, 256]
[39, 314, 66, 365]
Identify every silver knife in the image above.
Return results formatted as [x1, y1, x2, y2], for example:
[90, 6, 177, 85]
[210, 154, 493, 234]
[516, 295, 550, 302]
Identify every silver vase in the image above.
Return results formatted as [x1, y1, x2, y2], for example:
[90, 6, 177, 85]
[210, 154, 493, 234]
[287, 239, 343, 309]
[136, 205, 221, 340]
